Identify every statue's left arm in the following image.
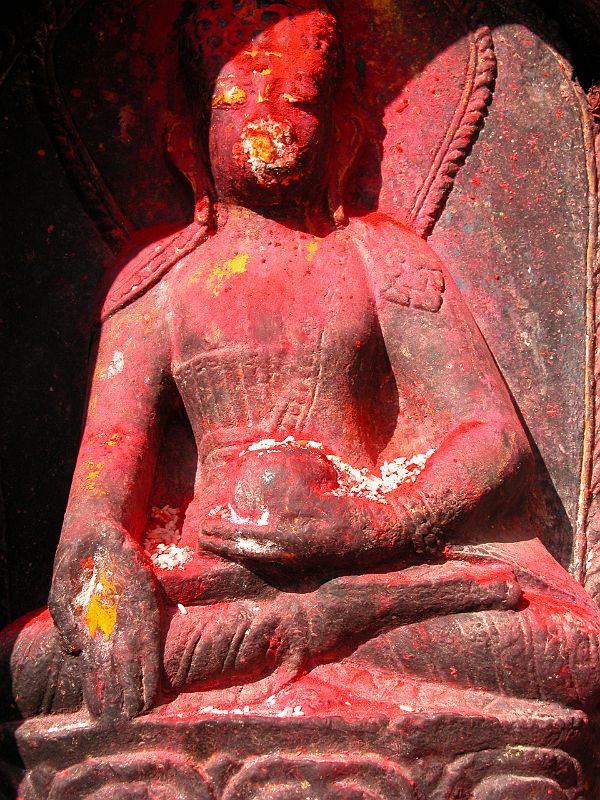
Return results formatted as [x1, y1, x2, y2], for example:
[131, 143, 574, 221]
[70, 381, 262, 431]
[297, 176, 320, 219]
[365, 217, 533, 554]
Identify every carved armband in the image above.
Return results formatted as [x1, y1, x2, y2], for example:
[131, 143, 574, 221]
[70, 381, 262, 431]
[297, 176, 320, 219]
[381, 257, 445, 314]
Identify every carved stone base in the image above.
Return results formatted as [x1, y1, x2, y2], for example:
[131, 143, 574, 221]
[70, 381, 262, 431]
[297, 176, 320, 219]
[1, 673, 591, 799]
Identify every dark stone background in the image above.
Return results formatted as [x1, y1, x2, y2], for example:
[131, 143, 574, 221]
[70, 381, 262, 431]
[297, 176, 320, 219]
[1, 0, 599, 627]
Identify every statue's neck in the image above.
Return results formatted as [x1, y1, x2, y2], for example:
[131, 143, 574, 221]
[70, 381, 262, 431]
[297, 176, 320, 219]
[216, 201, 336, 237]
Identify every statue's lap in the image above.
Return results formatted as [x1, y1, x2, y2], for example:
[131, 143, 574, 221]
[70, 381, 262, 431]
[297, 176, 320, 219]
[5, 537, 600, 718]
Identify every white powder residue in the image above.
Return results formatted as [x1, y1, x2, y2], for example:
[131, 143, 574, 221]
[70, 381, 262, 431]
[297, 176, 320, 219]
[73, 545, 112, 611]
[207, 504, 270, 528]
[106, 350, 124, 378]
[235, 537, 278, 556]
[256, 509, 269, 526]
[328, 450, 435, 502]
[276, 705, 304, 718]
[240, 436, 435, 503]
[199, 704, 252, 716]
[143, 505, 192, 570]
[197, 704, 303, 718]
[244, 436, 324, 454]
[73, 562, 100, 610]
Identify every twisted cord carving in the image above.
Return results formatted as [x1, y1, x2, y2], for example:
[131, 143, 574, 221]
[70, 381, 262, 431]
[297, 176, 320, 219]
[570, 99, 600, 597]
[101, 220, 210, 320]
[580, 362, 600, 599]
[579, 128, 600, 599]
[101, 222, 209, 322]
[410, 10, 496, 239]
[29, 1, 134, 255]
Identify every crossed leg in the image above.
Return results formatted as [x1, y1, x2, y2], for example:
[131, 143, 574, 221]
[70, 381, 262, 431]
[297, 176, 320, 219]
[2, 556, 600, 718]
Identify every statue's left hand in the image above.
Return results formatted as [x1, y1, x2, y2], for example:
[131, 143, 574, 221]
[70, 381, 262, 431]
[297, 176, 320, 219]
[199, 491, 403, 567]
[198, 446, 406, 566]
[49, 523, 162, 718]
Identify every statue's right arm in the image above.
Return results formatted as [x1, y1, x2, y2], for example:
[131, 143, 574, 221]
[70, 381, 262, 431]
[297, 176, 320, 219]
[48, 280, 173, 718]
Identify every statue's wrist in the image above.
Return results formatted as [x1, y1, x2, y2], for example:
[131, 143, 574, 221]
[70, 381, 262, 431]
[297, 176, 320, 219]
[388, 492, 445, 556]
[57, 512, 129, 555]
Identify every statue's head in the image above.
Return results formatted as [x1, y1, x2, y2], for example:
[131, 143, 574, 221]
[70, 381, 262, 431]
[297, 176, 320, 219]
[180, 0, 343, 218]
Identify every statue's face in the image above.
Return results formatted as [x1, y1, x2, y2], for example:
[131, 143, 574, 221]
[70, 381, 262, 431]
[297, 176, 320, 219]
[206, 11, 338, 210]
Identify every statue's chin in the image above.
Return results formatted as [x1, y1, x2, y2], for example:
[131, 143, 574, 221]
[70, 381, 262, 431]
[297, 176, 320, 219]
[244, 163, 302, 189]
[231, 171, 313, 212]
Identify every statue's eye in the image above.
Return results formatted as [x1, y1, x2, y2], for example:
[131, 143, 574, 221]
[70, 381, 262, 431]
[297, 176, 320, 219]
[284, 78, 320, 105]
[212, 86, 247, 108]
[283, 89, 319, 106]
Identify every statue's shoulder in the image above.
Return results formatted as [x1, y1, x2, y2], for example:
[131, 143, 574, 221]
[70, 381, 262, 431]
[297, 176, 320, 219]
[100, 220, 209, 322]
[346, 213, 446, 314]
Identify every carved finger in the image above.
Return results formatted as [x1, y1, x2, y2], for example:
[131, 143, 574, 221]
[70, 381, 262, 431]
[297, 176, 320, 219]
[140, 656, 160, 714]
[139, 631, 161, 713]
[48, 584, 83, 655]
[223, 614, 252, 673]
[50, 609, 83, 656]
[173, 621, 203, 690]
[235, 612, 281, 672]
[81, 641, 120, 717]
[80, 649, 102, 717]
[114, 639, 144, 718]
[189, 617, 236, 682]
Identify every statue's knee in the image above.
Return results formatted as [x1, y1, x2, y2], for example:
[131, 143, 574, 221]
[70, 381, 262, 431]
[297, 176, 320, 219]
[562, 616, 600, 709]
[526, 599, 600, 708]
[1, 607, 81, 719]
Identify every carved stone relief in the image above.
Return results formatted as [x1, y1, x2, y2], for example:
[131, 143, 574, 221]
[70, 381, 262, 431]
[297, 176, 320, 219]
[2, 1, 600, 797]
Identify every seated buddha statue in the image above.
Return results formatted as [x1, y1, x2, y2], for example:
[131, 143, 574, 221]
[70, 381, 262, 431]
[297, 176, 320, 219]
[2, 0, 600, 722]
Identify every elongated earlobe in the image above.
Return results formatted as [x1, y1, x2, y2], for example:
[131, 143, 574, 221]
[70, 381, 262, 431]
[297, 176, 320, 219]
[165, 115, 216, 229]
[327, 114, 363, 228]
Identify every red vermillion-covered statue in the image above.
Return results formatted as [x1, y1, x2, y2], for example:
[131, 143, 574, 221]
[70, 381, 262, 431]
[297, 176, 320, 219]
[3, 1, 600, 734]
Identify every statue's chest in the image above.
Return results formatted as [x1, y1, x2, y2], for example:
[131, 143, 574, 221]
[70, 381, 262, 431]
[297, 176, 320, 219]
[169, 234, 376, 366]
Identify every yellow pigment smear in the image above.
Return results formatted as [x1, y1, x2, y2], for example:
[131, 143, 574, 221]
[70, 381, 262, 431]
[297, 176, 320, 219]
[84, 569, 118, 640]
[243, 49, 281, 58]
[248, 132, 275, 162]
[207, 253, 249, 296]
[212, 86, 246, 107]
[257, 84, 271, 104]
[106, 432, 121, 447]
[306, 239, 320, 262]
[82, 460, 108, 496]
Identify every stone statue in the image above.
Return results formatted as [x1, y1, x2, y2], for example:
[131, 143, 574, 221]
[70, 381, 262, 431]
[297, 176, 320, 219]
[2, 1, 600, 797]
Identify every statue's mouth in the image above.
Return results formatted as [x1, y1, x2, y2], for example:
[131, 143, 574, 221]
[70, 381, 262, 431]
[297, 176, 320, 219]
[235, 117, 300, 186]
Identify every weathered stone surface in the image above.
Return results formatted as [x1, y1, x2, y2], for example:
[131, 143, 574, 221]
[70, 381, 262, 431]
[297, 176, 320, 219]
[2, 1, 600, 797]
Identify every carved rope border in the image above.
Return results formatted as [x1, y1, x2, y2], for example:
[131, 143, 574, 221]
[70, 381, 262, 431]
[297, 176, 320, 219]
[409, 0, 497, 239]
[572, 71, 600, 596]
[28, 0, 134, 255]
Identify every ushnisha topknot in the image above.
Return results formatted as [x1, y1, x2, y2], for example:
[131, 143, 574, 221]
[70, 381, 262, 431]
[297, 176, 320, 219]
[179, 0, 342, 111]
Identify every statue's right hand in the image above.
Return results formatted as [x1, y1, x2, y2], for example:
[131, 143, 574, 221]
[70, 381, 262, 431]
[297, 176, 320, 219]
[48, 523, 162, 718]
